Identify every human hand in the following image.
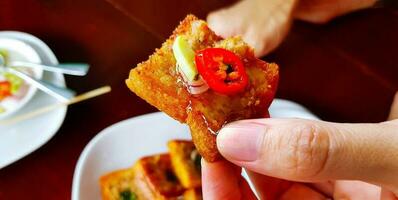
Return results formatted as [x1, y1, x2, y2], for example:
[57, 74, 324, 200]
[207, 0, 377, 57]
[202, 92, 398, 200]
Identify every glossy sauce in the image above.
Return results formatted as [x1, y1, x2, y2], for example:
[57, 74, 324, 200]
[182, 58, 273, 137]
[176, 20, 277, 137]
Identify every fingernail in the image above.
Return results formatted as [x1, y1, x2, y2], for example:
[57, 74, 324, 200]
[217, 121, 266, 162]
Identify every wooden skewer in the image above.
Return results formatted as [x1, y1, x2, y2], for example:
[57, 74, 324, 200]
[0, 86, 111, 126]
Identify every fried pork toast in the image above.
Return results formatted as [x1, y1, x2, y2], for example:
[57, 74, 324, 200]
[99, 168, 137, 200]
[126, 15, 279, 162]
[132, 154, 184, 200]
[167, 140, 201, 188]
[183, 188, 202, 200]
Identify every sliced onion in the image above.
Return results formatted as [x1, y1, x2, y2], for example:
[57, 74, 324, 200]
[176, 64, 209, 94]
[188, 83, 209, 95]
[187, 78, 205, 87]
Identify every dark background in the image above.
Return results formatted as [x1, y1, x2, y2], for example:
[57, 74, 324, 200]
[0, 0, 397, 199]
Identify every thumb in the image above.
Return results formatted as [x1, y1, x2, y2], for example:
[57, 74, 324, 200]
[388, 91, 398, 120]
[216, 118, 398, 188]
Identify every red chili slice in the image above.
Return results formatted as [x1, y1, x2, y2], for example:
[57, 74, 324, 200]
[195, 48, 248, 95]
[0, 81, 11, 100]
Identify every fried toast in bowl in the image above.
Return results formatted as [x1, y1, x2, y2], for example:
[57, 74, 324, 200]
[99, 168, 137, 200]
[100, 154, 185, 200]
[183, 188, 202, 200]
[167, 140, 201, 188]
[132, 154, 184, 200]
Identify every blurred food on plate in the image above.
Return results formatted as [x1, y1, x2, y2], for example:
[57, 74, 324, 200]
[100, 140, 202, 200]
[0, 45, 42, 116]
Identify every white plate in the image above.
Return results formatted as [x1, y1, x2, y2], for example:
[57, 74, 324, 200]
[0, 31, 67, 169]
[72, 99, 318, 200]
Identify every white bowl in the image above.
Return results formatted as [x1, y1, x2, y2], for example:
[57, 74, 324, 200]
[0, 38, 44, 119]
[0, 31, 67, 169]
[72, 100, 318, 200]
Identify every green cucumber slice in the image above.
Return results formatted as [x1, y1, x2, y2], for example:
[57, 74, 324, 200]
[172, 35, 198, 81]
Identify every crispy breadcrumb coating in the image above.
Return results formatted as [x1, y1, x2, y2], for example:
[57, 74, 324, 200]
[126, 15, 279, 162]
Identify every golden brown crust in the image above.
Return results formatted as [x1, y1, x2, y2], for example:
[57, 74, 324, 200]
[126, 15, 279, 162]
[99, 168, 136, 200]
[186, 110, 220, 161]
[132, 154, 184, 200]
[183, 188, 203, 200]
[126, 15, 202, 122]
[167, 140, 201, 188]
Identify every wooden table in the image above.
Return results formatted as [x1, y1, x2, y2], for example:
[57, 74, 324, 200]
[0, 0, 397, 199]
